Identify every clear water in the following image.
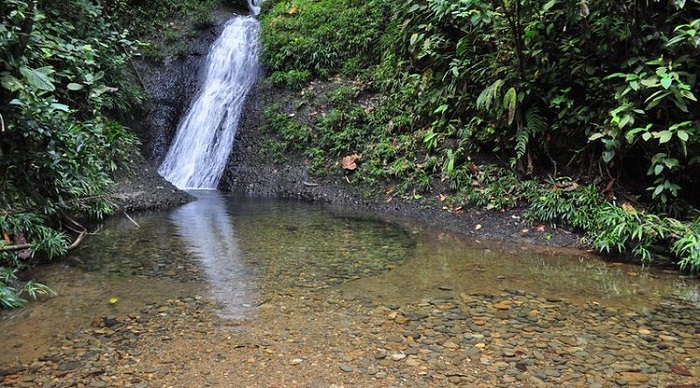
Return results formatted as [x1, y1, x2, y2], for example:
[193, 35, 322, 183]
[67, 192, 414, 319]
[1, 194, 694, 365]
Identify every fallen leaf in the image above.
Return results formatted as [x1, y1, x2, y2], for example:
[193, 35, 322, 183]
[342, 154, 361, 170]
[535, 225, 546, 232]
[560, 181, 580, 192]
[475, 224, 482, 230]
[621, 202, 637, 215]
[109, 297, 119, 305]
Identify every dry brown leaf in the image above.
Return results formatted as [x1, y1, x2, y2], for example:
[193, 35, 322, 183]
[342, 154, 360, 170]
[621, 202, 637, 215]
[561, 182, 580, 192]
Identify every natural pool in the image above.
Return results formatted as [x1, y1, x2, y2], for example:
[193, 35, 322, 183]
[1, 191, 695, 368]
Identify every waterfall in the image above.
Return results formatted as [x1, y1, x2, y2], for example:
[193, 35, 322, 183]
[248, 0, 262, 16]
[158, 16, 260, 189]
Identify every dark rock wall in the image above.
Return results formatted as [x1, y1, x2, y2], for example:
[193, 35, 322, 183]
[127, 16, 233, 165]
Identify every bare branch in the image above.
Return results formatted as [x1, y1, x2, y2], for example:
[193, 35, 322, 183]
[67, 230, 87, 250]
[0, 243, 32, 252]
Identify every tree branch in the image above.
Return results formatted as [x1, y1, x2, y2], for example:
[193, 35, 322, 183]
[0, 243, 31, 252]
[67, 230, 87, 250]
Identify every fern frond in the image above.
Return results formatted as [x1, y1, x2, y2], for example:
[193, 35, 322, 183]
[476, 79, 504, 111]
[515, 107, 548, 159]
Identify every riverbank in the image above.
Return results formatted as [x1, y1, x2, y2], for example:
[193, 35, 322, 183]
[219, 81, 584, 252]
[112, 154, 194, 212]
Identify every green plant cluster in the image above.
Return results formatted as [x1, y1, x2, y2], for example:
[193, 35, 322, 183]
[527, 183, 700, 270]
[260, 0, 392, 87]
[381, 0, 700, 211]
[101, 0, 221, 59]
[259, 0, 700, 269]
[0, 0, 143, 307]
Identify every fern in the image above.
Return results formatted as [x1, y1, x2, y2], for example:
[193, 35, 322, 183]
[515, 106, 547, 159]
[476, 79, 504, 111]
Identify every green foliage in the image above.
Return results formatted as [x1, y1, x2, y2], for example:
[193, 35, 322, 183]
[0, 267, 56, 309]
[102, 0, 220, 59]
[260, 0, 392, 79]
[526, 182, 606, 231]
[527, 182, 700, 269]
[259, 0, 700, 270]
[0, 0, 141, 307]
[458, 166, 525, 210]
[268, 69, 311, 90]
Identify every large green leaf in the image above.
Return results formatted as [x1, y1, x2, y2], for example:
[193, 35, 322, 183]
[19, 66, 55, 92]
[67, 83, 84, 91]
[503, 87, 517, 125]
[1, 73, 23, 92]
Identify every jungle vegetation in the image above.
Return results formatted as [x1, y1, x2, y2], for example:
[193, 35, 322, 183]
[1, 0, 699, 308]
[0, 0, 225, 308]
[259, 0, 700, 270]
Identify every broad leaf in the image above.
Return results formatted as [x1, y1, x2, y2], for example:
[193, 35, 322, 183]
[660, 76, 673, 89]
[658, 130, 673, 144]
[49, 103, 70, 112]
[89, 84, 118, 98]
[67, 83, 84, 91]
[19, 66, 55, 91]
[1, 73, 23, 92]
[503, 87, 517, 125]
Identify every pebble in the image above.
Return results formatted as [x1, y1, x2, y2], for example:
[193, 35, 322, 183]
[4, 284, 700, 388]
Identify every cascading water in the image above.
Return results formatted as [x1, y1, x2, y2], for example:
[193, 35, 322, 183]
[157, 4, 264, 319]
[158, 13, 260, 189]
[247, 0, 262, 16]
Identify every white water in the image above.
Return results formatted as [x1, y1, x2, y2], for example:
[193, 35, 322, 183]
[158, 16, 260, 189]
[248, 0, 262, 16]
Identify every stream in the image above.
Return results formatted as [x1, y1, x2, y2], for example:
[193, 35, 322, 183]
[2, 192, 696, 375]
[2, 4, 700, 385]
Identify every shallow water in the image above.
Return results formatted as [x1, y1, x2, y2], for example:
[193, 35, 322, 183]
[1, 192, 695, 365]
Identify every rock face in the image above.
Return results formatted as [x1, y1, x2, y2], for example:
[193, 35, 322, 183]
[127, 11, 243, 165]
[218, 84, 322, 198]
[128, 35, 213, 165]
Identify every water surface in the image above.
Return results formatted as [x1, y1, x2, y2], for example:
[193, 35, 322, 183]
[1, 193, 694, 365]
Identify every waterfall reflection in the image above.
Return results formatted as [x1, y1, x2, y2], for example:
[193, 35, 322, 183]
[169, 190, 257, 319]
